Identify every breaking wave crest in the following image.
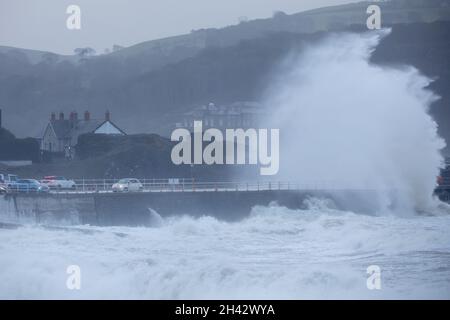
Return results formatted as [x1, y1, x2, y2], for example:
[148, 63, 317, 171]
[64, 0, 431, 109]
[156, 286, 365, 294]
[264, 29, 447, 214]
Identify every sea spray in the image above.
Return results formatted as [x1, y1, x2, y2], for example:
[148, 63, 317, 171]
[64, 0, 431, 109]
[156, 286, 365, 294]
[264, 30, 446, 213]
[1, 204, 450, 299]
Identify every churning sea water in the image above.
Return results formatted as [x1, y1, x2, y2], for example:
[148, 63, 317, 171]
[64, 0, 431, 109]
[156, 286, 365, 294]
[0, 199, 449, 299]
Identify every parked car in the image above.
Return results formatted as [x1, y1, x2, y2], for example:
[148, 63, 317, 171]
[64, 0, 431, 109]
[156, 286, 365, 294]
[40, 176, 76, 190]
[0, 174, 19, 191]
[0, 185, 7, 194]
[8, 179, 49, 193]
[0, 175, 5, 190]
[436, 161, 450, 202]
[0, 173, 18, 185]
[112, 178, 143, 192]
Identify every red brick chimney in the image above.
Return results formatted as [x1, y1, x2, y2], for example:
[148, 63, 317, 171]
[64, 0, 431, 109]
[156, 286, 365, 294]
[84, 111, 90, 121]
[105, 110, 111, 121]
[69, 112, 78, 121]
[59, 112, 64, 120]
[51, 112, 56, 121]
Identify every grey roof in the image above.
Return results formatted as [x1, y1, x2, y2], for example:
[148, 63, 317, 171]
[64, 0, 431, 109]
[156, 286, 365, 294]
[74, 119, 106, 136]
[49, 119, 105, 139]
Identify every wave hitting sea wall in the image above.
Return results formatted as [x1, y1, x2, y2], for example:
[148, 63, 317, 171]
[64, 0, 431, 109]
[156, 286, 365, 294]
[0, 189, 382, 226]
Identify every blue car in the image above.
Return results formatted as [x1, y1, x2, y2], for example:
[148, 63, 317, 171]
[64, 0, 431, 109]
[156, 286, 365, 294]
[8, 179, 50, 193]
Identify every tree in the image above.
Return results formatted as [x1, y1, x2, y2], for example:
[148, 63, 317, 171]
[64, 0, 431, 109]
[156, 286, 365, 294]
[273, 11, 287, 19]
[74, 47, 96, 58]
[112, 45, 124, 52]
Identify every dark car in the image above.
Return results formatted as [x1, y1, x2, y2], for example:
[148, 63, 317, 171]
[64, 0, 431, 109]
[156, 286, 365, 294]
[436, 160, 450, 202]
[8, 179, 50, 193]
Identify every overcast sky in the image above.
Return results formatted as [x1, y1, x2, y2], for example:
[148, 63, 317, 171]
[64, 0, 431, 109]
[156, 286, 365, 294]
[0, 0, 359, 55]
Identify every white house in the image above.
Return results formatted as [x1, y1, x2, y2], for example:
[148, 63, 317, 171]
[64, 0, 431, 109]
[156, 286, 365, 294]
[41, 111, 126, 157]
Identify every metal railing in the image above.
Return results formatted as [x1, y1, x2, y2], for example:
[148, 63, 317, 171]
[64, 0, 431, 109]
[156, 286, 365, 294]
[1, 185, 45, 194]
[72, 178, 196, 193]
[47, 179, 384, 194]
[4, 178, 450, 195]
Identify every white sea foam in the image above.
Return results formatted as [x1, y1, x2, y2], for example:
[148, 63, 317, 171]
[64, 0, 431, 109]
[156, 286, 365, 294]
[264, 29, 446, 213]
[0, 202, 449, 299]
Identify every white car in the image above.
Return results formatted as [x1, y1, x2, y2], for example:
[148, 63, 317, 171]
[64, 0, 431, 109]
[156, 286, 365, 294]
[41, 176, 76, 190]
[112, 178, 143, 192]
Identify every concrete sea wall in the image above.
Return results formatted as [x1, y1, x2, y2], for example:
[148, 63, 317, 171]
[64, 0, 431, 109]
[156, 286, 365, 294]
[0, 190, 380, 226]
